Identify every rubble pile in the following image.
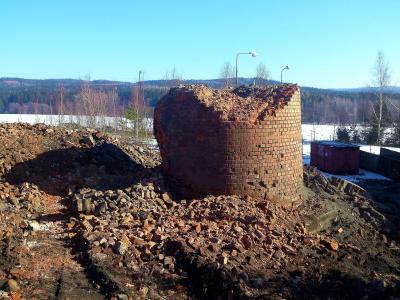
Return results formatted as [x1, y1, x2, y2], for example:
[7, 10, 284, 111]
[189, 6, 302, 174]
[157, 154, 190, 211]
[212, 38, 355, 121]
[0, 123, 161, 299]
[169, 84, 299, 122]
[303, 166, 399, 240]
[76, 189, 315, 296]
[0, 182, 45, 212]
[0, 123, 159, 172]
[0, 123, 399, 299]
[70, 167, 400, 298]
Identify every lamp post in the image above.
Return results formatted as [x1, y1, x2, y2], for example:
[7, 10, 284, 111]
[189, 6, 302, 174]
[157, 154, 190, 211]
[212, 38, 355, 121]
[236, 51, 257, 87]
[280, 65, 289, 83]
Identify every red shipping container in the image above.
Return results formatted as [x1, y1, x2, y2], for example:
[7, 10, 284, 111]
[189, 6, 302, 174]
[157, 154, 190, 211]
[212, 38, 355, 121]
[310, 141, 360, 175]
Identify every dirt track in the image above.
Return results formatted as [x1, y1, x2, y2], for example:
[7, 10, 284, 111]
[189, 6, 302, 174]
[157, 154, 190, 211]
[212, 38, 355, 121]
[0, 123, 399, 299]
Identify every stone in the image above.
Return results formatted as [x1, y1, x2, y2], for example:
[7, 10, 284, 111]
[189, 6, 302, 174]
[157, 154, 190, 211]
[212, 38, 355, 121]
[329, 241, 339, 251]
[233, 225, 243, 234]
[151, 234, 162, 243]
[120, 234, 132, 247]
[83, 198, 92, 213]
[241, 235, 253, 250]
[6, 279, 20, 292]
[137, 210, 148, 220]
[28, 220, 41, 231]
[113, 241, 127, 255]
[76, 198, 83, 212]
[133, 237, 145, 246]
[81, 134, 96, 147]
[162, 192, 171, 202]
[234, 242, 246, 253]
[208, 243, 220, 253]
[139, 286, 149, 296]
[218, 256, 228, 265]
[81, 220, 93, 232]
[146, 241, 157, 249]
[253, 229, 265, 240]
[162, 193, 174, 207]
[195, 223, 202, 234]
[273, 249, 285, 259]
[321, 239, 339, 251]
[9, 197, 19, 206]
[282, 244, 296, 255]
[163, 256, 174, 265]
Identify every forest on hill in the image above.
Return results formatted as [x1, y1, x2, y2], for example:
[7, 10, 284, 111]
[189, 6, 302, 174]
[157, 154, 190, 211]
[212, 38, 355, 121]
[0, 77, 399, 125]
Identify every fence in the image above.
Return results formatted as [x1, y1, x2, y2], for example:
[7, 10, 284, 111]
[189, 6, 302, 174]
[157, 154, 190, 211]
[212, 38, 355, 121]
[359, 148, 400, 181]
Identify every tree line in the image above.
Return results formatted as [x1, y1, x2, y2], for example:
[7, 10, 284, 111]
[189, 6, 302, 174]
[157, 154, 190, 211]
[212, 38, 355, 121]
[0, 53, 399, 145]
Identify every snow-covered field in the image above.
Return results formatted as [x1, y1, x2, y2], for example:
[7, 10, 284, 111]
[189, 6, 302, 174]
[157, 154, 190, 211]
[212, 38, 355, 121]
[0, 114, 122, 127]
[301, 124, 338, 142]
[301, 123, 394, 144]
[0, 114, 152, 130]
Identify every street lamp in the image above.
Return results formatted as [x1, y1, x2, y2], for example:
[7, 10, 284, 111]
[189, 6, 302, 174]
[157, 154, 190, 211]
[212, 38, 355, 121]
[280, 65, 289, 83]
[236, 51, 258, 87]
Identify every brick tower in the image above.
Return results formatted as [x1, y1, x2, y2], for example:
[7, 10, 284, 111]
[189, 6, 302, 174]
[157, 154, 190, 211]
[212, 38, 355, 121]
[154, 84, 303, 203]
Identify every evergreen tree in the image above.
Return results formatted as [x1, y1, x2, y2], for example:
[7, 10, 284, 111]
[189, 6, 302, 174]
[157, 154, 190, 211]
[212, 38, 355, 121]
[362, 101, 392, 145]
[387, 114, 400, 146]
[336, 126, 350, 143]
[362, 124, 380, 145]
[349, 124, 362, 143]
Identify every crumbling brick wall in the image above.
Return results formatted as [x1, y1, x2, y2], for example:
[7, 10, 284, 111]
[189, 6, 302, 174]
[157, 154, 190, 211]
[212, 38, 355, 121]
[154, 84, 303, 203]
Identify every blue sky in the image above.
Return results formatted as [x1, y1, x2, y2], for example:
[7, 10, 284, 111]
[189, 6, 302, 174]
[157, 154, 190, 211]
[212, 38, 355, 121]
[1, 0, 399, 88]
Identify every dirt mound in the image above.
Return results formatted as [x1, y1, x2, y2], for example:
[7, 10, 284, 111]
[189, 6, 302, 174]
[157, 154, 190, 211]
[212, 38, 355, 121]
[0, 123, 160, 195]
[0, 123, 399, 299]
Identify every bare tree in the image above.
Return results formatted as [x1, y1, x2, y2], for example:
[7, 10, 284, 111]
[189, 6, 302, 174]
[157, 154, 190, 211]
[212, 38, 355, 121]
[255, 63, 270, 86]
[77, 80, 109, 129]
[78, 81, 96, 127]
[57, 84, 65, 125]
[130, 84, 141, 138]
[170, 67, 182, 87]
[164, 67, 182, 88]
[163, 70, 170, 91]
[220, 62, 235, 88]
[371, 51, 391, 145]
[58, 84, 65, 114]
[109, 86, 119, 131]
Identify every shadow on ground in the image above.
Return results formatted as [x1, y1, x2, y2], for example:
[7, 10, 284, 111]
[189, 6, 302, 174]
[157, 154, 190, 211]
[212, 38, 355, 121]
[357, 179, 400, 242]
[5, 143, 148, 196]
[163, 239, 400, 299]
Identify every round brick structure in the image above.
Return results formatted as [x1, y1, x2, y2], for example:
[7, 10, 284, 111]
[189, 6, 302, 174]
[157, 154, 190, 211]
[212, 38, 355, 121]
[154, 84, 303, 203]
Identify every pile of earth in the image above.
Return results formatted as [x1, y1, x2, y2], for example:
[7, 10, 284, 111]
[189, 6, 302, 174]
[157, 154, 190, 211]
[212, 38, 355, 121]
[0, 123, 159, 299]
[0, 123, 399, 299]
[162, 84, 299, 122]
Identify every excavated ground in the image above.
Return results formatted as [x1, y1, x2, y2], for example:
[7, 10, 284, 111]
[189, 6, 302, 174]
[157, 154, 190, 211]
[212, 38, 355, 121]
[0, 123, 399, 299]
